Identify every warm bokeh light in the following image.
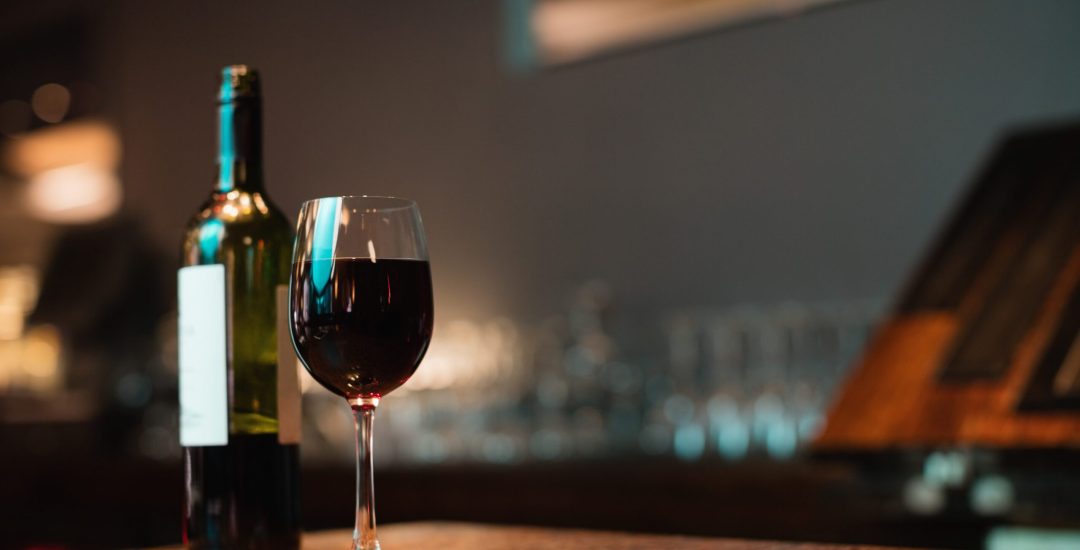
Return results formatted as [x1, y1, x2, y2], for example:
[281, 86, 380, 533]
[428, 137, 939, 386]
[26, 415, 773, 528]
[25, 163, 123, 224]
[403, 318, 521, 392]
[3, 118, 121, 177]
[31, 83, 72, 124]
[0, 266, 39, 341]
[532, 0, 842, 64]
[0, 265, 60, 394]
[20, 324, 62, 384]
[1, 118, 123, 225]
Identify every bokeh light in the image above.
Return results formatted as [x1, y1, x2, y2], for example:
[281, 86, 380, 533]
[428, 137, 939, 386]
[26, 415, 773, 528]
[31, 83, 72, 124]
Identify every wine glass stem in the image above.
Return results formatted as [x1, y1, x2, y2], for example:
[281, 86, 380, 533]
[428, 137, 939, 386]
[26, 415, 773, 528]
[351, 398, 380, 550]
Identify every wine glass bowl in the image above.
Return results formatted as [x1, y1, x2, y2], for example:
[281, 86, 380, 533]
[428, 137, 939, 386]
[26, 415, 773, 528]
[288, 195, 432, 550]
[290, 256, 432, 399]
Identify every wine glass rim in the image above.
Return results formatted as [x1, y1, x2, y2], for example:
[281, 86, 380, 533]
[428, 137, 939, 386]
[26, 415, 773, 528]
[300, 195, 417, 211]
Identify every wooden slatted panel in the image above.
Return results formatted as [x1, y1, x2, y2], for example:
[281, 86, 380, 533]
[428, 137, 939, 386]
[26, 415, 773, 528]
[1020, 259, 1080, 409]
[938, 156, 1080, 381]
[818, 118, 1080, 449]
[899, 134, 1036, 313]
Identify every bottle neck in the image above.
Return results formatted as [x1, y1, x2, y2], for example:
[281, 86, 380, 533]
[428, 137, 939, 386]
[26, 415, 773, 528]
[216, 98, 263, 193]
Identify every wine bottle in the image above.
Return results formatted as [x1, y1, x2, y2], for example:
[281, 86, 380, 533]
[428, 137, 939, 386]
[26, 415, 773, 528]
[178, 65, 301, 549]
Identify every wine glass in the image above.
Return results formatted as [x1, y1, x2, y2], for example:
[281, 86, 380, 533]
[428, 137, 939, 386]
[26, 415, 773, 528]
[289, 196, 433, 550]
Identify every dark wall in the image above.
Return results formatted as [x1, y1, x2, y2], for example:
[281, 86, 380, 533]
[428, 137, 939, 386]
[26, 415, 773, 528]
[99, 0, 1080, 320]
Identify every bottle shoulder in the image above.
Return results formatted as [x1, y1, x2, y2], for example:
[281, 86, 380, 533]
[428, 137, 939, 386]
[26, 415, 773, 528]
[185, 190, 291, 231]
[182, 190, 293, 265]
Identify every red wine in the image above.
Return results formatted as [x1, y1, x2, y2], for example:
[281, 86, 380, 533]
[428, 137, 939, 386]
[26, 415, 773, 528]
[183, 434, 300, 549]
[290, 258, 433, 399]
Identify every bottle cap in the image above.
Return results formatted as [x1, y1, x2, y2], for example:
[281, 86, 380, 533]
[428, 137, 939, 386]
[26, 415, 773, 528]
[218, 65, 260, 102]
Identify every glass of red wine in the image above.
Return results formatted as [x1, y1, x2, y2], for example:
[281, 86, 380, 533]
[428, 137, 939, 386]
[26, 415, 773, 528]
[289, 196, 433, 550]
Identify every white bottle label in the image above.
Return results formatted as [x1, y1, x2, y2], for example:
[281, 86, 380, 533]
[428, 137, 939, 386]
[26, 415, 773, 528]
[276, 285, 302, 444]
[178, 264, 229, 447]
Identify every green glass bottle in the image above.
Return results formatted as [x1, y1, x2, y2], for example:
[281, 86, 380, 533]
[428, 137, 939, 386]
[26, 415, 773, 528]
[178, 65, 301, 549]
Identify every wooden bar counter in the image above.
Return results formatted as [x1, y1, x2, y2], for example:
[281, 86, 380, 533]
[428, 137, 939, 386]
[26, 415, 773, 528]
[293, 522, 914, 549]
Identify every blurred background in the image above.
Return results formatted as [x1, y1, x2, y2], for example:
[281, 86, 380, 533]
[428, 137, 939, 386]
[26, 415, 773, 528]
[3, 0, 1080, 548]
